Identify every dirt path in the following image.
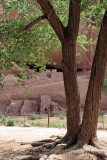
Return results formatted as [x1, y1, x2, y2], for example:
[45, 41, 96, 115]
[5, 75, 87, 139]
[0, 126, 66, 159]
[0, 127, 107, 160]
[0, 127, 107, 143]
[0, 126, 107, 143]
[0, 126, 66, 143]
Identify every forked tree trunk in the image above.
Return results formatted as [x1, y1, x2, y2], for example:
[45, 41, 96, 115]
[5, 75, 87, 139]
[34, 0, 107, 147]
[62, 38, 80, 143]
[78, 12, 107, 146]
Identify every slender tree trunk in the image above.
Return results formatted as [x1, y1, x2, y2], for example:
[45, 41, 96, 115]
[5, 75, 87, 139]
[62, 38, 80, 143]
[78, 12, 107, 146]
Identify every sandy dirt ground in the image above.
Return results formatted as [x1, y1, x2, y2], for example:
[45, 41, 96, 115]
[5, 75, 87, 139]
[0, 126, 66, 143]
[0, 127, 107, 159]
[0, 126, 107, 143]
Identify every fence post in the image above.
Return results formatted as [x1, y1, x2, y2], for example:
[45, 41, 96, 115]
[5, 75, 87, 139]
[48, 108, 50, 128]
[102, 110, 104, 129]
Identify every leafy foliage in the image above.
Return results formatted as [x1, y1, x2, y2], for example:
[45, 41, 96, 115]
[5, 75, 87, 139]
[50, 112, 58, 117]
[0, 0, 106, 87]
[28, 112, 37, 120]
[6, 119, 15, 126]
[80, 0, 106, 25]
[0, 113, 6, 124]
[0, 0, 60, 86]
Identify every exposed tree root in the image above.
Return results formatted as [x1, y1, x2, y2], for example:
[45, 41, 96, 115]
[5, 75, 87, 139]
[87, 137, 102, 149]
[9, 138, 107, 160]
[15, 155, 41, 160]
[65, 136, 77, 148]
[51, 138, 107, 159]
[92, 140, 107, 149]
[31, 139, 55, 147]
[66, 142, 81, 150]
[83, 144, 107, 158]
[21, 142, 31, 145]
[52, 134, 68, 148]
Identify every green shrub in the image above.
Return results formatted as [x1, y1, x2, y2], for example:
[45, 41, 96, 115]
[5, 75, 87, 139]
[28, 112, 37, 120]
[50, 135, 57, 138]
[6, 119, 14, 126]
[62, 122, 67, 129]
[31, 121, 47, 127]
[0, 113, 4, 119]
[0, 113, 6, 119]
[50, 121, 62, 128]
[14, 119, 24, 126]
[99, 110, 104, 117]
[0, 114, 6, 124]
[61, 112, 66, 116]
[50, 112, 57, 117]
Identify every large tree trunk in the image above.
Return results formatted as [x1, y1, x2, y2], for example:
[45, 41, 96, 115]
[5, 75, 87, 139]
[61, 0, 81, 144]
[78, 12, 107, 146]
[62, 38, 80, 143]
[37, 0, 81, 145]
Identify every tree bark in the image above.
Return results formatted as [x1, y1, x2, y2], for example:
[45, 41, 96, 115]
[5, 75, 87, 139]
[62, 38, 80, 143]
[61, 0, 81, 144]
[23, 15, 46, 31]
[78, 11, 107, 146]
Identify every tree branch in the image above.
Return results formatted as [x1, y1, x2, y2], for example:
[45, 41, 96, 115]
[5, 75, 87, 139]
[23, 15, 46, 31]
[45, 34, 55, 44]
[37, 0, 65, 43]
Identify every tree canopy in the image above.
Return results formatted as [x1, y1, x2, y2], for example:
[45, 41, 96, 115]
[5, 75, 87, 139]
[0, 0, 106, 74]
[0, 1, 106, 90]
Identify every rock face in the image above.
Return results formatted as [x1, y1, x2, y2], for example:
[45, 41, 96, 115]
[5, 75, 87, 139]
[6, 100, 23, 115]
[0, 105, 7, 113]
[0, 70, 106, 115]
